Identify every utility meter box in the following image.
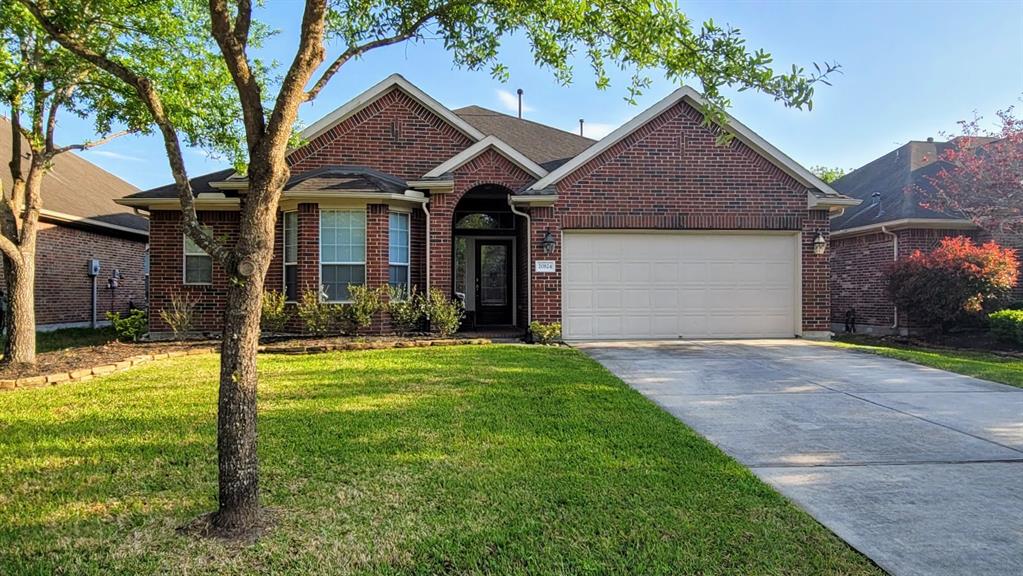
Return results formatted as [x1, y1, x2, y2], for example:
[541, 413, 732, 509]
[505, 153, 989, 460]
[87, 259, 101, 277]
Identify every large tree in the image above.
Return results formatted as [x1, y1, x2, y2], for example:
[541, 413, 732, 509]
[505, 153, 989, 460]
[21, 0, 837, 537]
[923, 108, 1023, 234]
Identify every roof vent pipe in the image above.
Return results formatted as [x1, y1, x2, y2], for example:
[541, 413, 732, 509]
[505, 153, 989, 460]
[516, 88, 523, 119]
[871, 191, 881, 206]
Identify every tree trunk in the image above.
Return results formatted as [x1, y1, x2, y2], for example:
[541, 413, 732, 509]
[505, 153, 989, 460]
[211, 176, 281, 535]
[3, 253, 34, 366]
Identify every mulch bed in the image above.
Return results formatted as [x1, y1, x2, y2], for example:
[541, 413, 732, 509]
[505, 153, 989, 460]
[0, 335, 498, 391]
[0, 341, 214, 382]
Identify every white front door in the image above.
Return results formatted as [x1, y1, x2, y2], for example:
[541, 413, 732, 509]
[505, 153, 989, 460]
[562, 232, 799, 340]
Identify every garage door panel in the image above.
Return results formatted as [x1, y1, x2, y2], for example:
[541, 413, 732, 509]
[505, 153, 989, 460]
[563, 233, 797, 339]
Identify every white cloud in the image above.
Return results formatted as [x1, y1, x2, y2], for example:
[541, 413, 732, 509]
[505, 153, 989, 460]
[82, 149, 144, 162]
[496, 89, 534, 115]
[577, 121, 619, 139]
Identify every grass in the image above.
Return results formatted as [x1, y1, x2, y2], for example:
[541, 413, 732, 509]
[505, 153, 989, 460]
[0, 326, 118, 355]
[833, 335, 1023, 389]
[0, 345, 879, 575]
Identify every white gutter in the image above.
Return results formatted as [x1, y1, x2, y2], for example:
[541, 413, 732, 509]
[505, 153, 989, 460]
[881, 225, 899, 330]
[508, 196, 531, 324]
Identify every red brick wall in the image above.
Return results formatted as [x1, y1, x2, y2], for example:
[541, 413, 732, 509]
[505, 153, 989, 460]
[148, 210, 239, 334]
[23, 222, 147, 327]
[288, 88, 474, 180]
[539, 98, 825, 331]
[830, 228, 978, 332]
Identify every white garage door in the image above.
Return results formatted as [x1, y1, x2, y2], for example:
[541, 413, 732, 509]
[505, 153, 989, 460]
[562, 232, 799, 340]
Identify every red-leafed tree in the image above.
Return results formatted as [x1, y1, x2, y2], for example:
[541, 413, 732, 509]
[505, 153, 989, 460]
[922, 108, 1023, 234]
[886, 236, 1018, 332]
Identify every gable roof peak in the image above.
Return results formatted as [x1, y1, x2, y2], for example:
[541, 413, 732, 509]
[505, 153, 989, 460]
[298, 73, 485, 145]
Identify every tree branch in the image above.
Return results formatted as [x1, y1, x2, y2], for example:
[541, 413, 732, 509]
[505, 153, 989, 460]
[208, 0, 264, 150]
[51, 129, 133, 155]
[305, 4, 454, 102]
[18, 0, 230, 266]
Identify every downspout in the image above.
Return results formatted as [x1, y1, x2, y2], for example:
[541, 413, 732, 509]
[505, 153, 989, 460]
[508, 196, 531, 324]
[421, 201, 431, 293]
[881, 225, 898, 330]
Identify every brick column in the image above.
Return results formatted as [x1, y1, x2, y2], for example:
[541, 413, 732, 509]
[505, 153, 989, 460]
[428, 193, 456, 296]
[801, 209, 830, 335]
[297, 203, 320, 297]
[366, 204, 390, 289]
[530, 205, 561, 324]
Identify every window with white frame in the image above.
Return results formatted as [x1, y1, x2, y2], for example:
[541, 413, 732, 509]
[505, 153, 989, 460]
[389, 212, 410, 292]
[183, 226, 213, 284]
[282, 211, 298, 300]
[319, 209, 365, 301]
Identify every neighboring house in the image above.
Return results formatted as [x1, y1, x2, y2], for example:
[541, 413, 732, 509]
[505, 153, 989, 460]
[0, 117, 149, 330]
[120, 74, 855, 340]
[829, 138, 988, 334]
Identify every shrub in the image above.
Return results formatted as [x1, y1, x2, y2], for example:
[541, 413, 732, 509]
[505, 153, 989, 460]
[387, 285, 424, 335]
[260, 290, 290, 333]
[423, 288, 464, 337]
[529, 321, 562, 344]
[989, 309, 1023, 345]
[159, 293, 199, 339]
[886, 237, 1018, 333]
[106, 309, 147, 342]
[296, 289, 338, 335]
[342, 284, 385, 336]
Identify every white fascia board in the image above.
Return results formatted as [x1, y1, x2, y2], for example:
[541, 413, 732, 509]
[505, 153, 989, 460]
[298, 73, 485, 145]
[423, 135, 548, 179]
[40, 209, 149, 237]
[808, 191, 861, 214]
[528, 85, 842, 199]
[115, 197, 241, 210]
[830, 218, 977, 239]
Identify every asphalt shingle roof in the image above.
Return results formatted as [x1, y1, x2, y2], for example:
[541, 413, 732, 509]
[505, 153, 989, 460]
[452, 105, 595, 171]
[1, 117, 146, 233]
[830, 139, 991, 231]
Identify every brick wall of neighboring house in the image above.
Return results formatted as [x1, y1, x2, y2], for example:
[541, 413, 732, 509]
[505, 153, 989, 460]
[830, 228, 978, 333]
[287, 88, 474, 181]
[539, 98, 827, 332]
[18, 222, 148, 328]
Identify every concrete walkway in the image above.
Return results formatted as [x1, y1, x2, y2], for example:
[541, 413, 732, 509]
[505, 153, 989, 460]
[577, 340, 1023, 576]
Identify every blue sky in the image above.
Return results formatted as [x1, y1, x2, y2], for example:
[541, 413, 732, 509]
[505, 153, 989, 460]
[64, 0, 1023, 191]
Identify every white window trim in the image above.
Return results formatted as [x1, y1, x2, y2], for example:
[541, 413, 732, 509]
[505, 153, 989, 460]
[282, 211, 298, 302]
[182, 226, 213, 286]
[388, 210, 411, 291]
[319, 208, 367, 304]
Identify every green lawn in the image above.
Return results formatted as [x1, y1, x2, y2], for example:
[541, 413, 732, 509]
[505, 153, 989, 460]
[832, 337, 1023, 389]
[0, 345, 879, 575]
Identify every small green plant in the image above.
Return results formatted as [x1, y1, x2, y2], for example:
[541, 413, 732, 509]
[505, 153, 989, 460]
[424, 288, 464, 337]
[106, 309, 147, 342]
[296, 289, 339, 335]
[529, 321, 562, 344]
[261, 290, 290, 333]
[159, 293, 199, 339]
[387, 285, 424, 335]
[342, 284, 385, 336]
[989, 309, 1023, 345]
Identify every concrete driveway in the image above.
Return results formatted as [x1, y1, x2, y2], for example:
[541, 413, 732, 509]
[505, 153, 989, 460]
[577, 340, 1023, 576]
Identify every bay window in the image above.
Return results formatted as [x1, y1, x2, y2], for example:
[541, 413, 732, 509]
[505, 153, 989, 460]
[319, 209, 365, 302]
[282, 211, 298, 300]
[388, 212, 410, 292]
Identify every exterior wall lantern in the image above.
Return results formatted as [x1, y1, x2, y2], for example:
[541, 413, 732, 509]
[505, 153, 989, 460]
[541, 229, 557, 255]
[813, 232, 827, 256]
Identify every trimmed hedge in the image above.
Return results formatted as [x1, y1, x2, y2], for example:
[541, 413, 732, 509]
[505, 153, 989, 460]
[989, 309, 1023, 345]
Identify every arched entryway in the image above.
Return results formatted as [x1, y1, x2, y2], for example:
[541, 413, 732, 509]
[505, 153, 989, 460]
[452, 184, 524, 329]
